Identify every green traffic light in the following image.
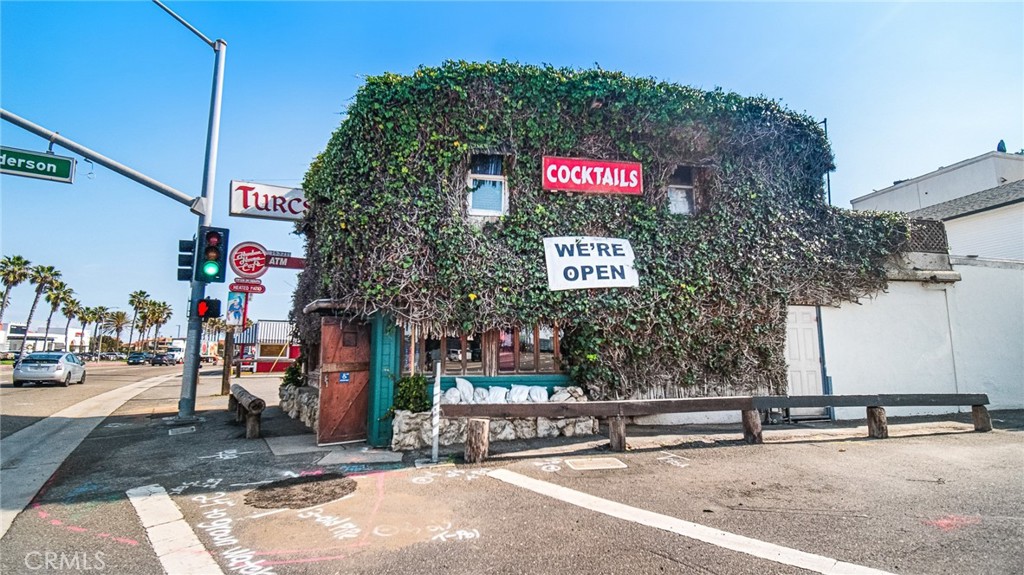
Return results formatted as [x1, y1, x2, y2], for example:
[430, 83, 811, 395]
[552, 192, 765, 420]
[203, 261, 220, 276]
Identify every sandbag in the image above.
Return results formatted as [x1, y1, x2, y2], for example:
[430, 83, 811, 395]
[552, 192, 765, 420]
[442, 388, 462, 404]
[508, 385, 530, 403]
[456, 377, 475, 404]
[473, 387, 489, 403]
[485, 387, 508, 403]
[528, 386, 549, 403]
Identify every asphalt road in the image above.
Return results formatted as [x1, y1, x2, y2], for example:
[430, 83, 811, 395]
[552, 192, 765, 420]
[0, 362, 183, 439]
[0, 365, 1021, 575]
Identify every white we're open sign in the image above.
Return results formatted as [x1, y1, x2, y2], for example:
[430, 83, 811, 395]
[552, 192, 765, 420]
[543, 236, 639, 291]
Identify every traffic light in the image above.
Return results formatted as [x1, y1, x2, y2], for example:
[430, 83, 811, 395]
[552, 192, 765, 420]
[195, 297, 221, 322]
[177, 238, 195, 281]
[194, 226, 229, 283]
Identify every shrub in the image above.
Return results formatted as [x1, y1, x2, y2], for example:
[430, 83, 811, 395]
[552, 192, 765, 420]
[281, 361, 304, 387]
[387, 373, 432, 417]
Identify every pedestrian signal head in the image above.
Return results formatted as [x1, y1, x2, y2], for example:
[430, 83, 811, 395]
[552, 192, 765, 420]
[196, 297, 221, 321]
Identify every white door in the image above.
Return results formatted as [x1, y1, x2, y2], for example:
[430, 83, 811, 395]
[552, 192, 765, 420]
[785, 306, 827, 417]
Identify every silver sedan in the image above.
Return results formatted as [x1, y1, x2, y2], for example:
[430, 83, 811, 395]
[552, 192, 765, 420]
[12, 352, 87, 387]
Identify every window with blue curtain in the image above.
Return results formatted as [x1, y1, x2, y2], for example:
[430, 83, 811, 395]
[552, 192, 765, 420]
[467, 154, 507, 216]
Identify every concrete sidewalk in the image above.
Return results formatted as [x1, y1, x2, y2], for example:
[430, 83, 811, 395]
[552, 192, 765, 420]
[190, 370, 405, 467]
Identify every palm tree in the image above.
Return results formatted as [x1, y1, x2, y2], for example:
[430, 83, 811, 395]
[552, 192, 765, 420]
[140, 302, 156, 352]
[105, 310, 130, 351]
[126, 290, 149, 352]
[91, 306, 109, 354]
[42, 281, 73, 351]
[15, 265, 61, 362]
[62, 298, 82, 351]
[206, 317, 226, 341]
[149, 301, 173, 352]
[78, 306, 96, 354]
[0, 254, 31, 326]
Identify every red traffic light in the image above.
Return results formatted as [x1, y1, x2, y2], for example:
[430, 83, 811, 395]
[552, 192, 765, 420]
[205, 230, 222, 246]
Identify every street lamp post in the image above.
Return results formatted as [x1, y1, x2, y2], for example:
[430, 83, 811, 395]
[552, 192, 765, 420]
[153, 0, 227, 420]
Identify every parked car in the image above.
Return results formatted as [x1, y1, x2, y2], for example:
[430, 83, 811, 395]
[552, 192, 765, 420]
[127, 353, 151, 365]
[149, 353, 176, 366]
[13, 352, 87, 387]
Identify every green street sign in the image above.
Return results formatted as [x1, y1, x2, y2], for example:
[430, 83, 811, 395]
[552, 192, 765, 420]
[0, 146, 76, 183]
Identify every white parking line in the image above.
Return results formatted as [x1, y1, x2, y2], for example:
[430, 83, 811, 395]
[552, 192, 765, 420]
[126, 484, 224, 575]
[488, 469, 894, 575]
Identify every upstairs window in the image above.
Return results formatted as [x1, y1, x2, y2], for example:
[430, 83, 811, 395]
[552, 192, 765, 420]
[667, 166, 697, 215]
[467, 154, 507, 217]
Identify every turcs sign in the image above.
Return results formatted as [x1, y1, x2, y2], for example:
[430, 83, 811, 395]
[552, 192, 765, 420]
[230, 180, 309, 222]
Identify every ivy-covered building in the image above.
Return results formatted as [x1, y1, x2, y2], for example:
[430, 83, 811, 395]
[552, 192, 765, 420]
[291, 61, 911, 446]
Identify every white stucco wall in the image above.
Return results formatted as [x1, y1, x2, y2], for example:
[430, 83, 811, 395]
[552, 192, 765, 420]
[946, 260, 1024, 410]
[945, 203, 1024, 260]
[851, 152, 1024, 212]
[821, 263, 1024, 418]
[636, 260, 1022, 428]
[820, 282, 960, 419]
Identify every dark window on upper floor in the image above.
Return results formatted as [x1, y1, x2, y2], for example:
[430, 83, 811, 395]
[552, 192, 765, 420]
[667, 166, 699, 215]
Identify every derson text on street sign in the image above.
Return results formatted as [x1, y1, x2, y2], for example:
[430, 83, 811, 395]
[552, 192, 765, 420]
[0, 146, 76, 184]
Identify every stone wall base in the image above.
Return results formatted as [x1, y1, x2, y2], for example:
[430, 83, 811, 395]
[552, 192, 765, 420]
[279, 384, 319, 430]
[391, 410, 598, 451]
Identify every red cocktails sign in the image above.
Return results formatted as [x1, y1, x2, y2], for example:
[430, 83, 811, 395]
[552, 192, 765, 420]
[230, 242, 268, 279]
[542, 156, 643, 195]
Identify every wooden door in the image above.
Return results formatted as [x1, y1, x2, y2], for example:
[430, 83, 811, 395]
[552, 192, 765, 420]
[317, 316, 371, 445]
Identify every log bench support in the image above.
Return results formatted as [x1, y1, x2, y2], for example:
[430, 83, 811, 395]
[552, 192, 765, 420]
[866, 406, 888, 439]
[465, 418, 490, 463]
[972, 404, 992, 432]
[741, 409, 763, 444]
[608, 416, 627, 452]
[229, 384, 266, 439]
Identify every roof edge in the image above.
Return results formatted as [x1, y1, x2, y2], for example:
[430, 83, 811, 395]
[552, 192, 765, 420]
[852, 151, 1024, 205]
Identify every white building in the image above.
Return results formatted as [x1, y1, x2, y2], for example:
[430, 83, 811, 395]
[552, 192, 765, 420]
[905, 179, 1023, 261]
[850, 150, 1024, 213]
[1, 323, 90, 354]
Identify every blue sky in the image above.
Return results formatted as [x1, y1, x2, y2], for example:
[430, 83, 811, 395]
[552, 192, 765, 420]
[2, 1, 1021, 336]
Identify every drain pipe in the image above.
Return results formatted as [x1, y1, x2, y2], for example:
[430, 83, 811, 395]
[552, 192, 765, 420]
[815, 306, 834, 420]
[431, 361, 441, 463]
[942, 287, 962, 400]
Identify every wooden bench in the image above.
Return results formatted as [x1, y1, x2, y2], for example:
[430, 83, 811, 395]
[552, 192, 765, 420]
[228, 384, 266, 439]
[441, 393, 992, 462]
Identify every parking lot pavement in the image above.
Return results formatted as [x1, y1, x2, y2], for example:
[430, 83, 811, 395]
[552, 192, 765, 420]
[1, 370, 1021, 575]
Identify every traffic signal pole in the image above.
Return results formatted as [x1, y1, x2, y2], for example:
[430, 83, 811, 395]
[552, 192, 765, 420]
[154, 0, 228, 419]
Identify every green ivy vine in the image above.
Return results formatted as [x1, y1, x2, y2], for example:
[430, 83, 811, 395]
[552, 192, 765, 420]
[292, 61, 910, 399]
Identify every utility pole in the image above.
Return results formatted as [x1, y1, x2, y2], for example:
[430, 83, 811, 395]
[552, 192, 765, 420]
[153, 0, 228, 420]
